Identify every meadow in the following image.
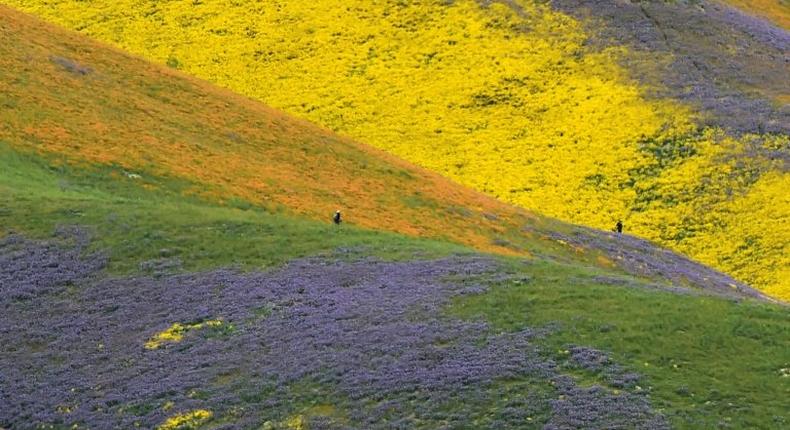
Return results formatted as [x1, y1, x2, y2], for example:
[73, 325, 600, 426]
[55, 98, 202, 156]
[6, 0, 788, 298]
[2, 139, 787, 429]
[0, 4, 559, 263]
[449, 263, 790, 429]
[2, 144, 787, 429]
[1, 6, 789, 428]
[5, 4, 766, 294]
[0, 141, 469, 275]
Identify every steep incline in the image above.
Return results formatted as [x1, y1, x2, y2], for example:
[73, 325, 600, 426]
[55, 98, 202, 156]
[5, 0, 787, 298]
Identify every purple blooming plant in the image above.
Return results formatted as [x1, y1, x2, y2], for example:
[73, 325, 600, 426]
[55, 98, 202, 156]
[545, 228, 769, 301]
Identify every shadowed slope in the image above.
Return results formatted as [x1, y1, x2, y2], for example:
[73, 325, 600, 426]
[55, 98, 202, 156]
[549, 0, 790, 129]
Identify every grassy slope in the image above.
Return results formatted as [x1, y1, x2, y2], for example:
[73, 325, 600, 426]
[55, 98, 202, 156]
[4, 0, 787, 298]
[3, 141, 788, 430]
[449, 264, 790, 429]
[0, 4, 580, 264]
[3, 5, 775, 298]
[2, 5, 640, 277]
[0, 143, 470, 274]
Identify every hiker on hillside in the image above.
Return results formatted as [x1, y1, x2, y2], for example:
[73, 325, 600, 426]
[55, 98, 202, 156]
[333, 210, 342, 225]
[615, 220, 623, 234]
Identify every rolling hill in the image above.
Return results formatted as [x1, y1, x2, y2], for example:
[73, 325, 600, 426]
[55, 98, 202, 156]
[4, 0, 787, 299]
[3, 2, 765, 292]
[1, 5, 789, 430]
[0, 2, 551, 260]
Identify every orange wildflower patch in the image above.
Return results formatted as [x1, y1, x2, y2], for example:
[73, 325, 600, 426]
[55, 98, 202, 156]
[23, 123, 70, 145]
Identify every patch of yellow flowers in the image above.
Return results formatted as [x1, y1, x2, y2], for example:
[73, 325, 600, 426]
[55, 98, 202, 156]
[157, 409, 212, 430]
[8, 0, 788, 299]
[145, 320, 223, 350]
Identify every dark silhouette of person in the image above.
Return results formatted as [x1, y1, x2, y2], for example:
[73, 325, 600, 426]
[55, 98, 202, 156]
[615, 220, 623, 234]
[333, 210, 342, 225]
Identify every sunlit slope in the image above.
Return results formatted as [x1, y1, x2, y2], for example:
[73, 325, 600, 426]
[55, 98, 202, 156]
[4, 0, 789, 298]
[0, 4, 558, 260]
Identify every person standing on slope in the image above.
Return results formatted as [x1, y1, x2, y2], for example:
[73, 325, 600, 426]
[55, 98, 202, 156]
[333, 210, 342, 225]
[615, 220, 623, 234]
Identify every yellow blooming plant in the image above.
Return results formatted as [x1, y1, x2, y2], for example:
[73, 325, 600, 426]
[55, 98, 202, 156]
[157, 409, 212, 430]
[285, 415, 306, 430]
[145, 320, 223, 349]
[5, 0, 788, 298]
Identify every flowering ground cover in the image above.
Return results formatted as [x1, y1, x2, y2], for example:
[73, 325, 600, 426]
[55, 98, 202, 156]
[0, 233, 657, 428]
[2, 115, 784, 429]
[3, 0, 787, 298]
[449, 262, 790, 428]
[718, 0, 790, 29]
[6, 6, 770, 293]
[3, 228, 785, 429]
[0, 4, 555, 261]
[1, 6, 788, 427]
[2, 141, 765, 299]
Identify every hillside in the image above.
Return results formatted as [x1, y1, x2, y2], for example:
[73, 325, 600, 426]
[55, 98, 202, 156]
[5, 0, 787, 299]
[3, 3, 767, 294]
[0, 2, 548, 260]
[720, 0, 790, 29]
[1, 6, 789, 429]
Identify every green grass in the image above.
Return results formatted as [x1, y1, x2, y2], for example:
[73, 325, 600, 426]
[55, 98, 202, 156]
[3, 142, 788, 428]
[0, 142, 470, 274]
[449, 260, 790, 429]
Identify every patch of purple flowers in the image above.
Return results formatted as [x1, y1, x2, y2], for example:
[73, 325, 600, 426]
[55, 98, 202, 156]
[564, 345, 642, 390]
[1, 235, 669, 429]
[546, 376, 668, 430]
[0, 228, 106, 300]
[546, 228, 770, 301]
[568, 346, 611, 372]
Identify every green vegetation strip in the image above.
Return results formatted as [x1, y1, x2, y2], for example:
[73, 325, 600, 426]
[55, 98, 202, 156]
[0, 142, 468, 274]
[449, 261, 790, 429]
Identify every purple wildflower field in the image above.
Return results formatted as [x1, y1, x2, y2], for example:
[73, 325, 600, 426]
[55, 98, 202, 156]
[0, 231, 673, 429]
